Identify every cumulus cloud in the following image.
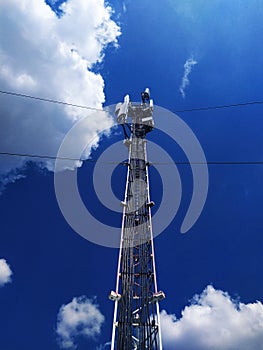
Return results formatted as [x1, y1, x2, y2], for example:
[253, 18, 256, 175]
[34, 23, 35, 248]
[161, 285, 263, 350]
[0, 0, 121, 190]
[179, 57, 198, 98]
[0, 258, 13, 287]
[56, 296, 105, 349]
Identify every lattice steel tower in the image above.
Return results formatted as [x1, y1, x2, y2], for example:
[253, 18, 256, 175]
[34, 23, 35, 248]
[109, 89, 165, 350]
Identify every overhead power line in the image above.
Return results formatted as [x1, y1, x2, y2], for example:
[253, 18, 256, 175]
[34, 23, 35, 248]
[1, 89, 263, 113]
[0, 90, 103, 112]
[175, 100, 263, 113]
[1, 151, 263, 165]
[0, 151, 88, 162]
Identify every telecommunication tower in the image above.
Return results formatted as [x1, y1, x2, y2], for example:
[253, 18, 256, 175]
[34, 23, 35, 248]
[109, 89, 165, 350]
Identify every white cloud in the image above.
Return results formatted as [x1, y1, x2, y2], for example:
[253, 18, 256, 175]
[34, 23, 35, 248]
[56, 296, 105, 349]
[0, 0, 121, 190]
[161, 285, 263, 350]
[0, 258, 13, 287]
[179, 57, 198, 98]
[96, 341, 111, 350]
[122, 2, 127, 13]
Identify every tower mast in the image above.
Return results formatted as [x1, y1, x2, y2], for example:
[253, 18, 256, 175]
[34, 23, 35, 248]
[109, 89, 165, 350]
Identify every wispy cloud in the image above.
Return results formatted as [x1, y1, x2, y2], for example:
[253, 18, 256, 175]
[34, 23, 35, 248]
[0, 258, 13, 287]
[122, 0, 131, 13]
[96, 341, 111, 350]
[179, 57, 198, 98]
[56, 296, 105, 349]
[123, 2, 127, 13]
[161, 285, 263, 350]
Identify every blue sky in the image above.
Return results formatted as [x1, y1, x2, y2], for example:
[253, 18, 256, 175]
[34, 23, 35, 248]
[1, 0, 263, 349]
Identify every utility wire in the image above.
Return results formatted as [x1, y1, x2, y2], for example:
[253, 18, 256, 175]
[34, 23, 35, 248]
[1, 151, 263, 165]
[0, 90, 103, 112]
[175, 100, 263, 112]
[0, 151, 95, 162]
[1, 89, 263, 113]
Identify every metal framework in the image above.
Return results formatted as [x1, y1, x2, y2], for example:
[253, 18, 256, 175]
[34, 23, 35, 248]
[109, 89, 165, 350]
